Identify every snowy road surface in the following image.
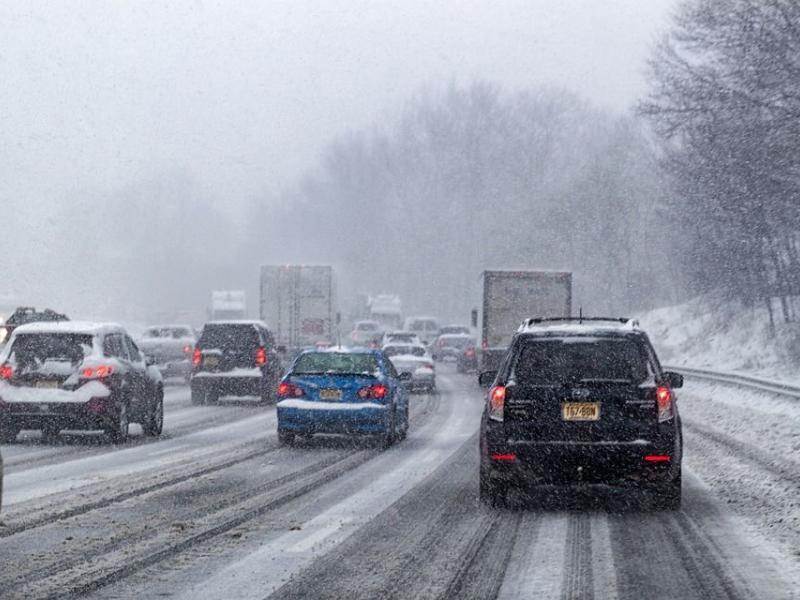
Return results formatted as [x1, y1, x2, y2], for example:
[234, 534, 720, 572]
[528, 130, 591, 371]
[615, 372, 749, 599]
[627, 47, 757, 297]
[0, 367, 797, 599]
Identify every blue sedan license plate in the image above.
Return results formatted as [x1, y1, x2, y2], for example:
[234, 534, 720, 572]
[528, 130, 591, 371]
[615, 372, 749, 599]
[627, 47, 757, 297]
[319, 388, 342, 400]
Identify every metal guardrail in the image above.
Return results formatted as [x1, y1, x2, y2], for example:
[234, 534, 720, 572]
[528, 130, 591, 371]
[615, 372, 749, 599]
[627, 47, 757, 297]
[665, 365, 800, 399]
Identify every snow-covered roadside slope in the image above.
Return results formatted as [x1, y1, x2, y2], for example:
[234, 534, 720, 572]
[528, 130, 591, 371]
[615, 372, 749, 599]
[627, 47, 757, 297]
[638, 295, 800, 383]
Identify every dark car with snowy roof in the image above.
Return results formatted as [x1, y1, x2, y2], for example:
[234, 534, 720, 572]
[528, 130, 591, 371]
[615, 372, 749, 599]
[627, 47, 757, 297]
[0, 321, 164, 443]
[190, 320, 284, 404]
[478, 317, 683, 509]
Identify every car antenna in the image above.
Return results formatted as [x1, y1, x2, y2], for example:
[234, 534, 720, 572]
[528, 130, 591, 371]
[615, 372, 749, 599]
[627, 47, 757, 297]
[579, 306, 583, 323]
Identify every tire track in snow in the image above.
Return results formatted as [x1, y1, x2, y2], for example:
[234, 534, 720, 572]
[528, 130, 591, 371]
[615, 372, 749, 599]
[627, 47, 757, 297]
[5, 394, 442, 599]
[561, 513, 594, 600]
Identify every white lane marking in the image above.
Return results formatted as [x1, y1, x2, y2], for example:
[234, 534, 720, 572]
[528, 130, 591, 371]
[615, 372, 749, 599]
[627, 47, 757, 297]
[590, 514, 619, 600]
[496, 513, 567, 600]
[178, 373, 482, 600]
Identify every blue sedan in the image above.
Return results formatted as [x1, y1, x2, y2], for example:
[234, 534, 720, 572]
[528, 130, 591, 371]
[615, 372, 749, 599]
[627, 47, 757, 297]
[276, 348, 411, 447]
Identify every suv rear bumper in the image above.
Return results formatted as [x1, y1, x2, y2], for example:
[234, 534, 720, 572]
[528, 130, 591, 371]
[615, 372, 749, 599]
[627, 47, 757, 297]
[0, 397, 121, 432]
[191, 372, 265, 397]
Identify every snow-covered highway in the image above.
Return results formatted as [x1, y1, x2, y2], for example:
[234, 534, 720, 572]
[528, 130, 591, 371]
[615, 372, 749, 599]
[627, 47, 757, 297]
[0, 366, 797, 599]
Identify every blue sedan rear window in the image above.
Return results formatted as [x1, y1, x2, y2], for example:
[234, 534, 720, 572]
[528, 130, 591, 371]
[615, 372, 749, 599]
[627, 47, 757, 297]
[293, 352, 380, 375]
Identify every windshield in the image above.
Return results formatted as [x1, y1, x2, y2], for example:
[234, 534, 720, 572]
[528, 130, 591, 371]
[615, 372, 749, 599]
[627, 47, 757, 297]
[292, 352, 379, 375]
[511, 338, 651, 385]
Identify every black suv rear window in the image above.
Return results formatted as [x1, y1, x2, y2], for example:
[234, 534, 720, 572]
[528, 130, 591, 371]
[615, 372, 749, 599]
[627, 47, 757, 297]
[10, 333, 93, 366]
[199, 324, 260, 350]
[511, 337, 651, 385]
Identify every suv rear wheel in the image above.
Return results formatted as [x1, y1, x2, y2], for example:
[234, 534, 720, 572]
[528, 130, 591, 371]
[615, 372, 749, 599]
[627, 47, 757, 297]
[107, 401, 130, 444]
[142, 388, 164, 437]
[479, 469, 507, 508]
[646, 472, 682, 510]
[278, 430, 295, 446]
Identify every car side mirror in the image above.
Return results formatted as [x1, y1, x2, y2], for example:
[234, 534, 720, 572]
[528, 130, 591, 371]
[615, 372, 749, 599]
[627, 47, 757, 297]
[478, 370, 497, 388]
[145, 355, 156, 367]
[398, 372, 413, 381]
[662, 371, 683, 389]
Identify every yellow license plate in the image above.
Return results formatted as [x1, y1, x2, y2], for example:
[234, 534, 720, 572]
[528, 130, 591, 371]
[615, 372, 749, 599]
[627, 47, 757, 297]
[203, 355, 220, 367]
[319, 388, 342, 400]
[562, 402, 600, 421]
[35, 381, 59, 389]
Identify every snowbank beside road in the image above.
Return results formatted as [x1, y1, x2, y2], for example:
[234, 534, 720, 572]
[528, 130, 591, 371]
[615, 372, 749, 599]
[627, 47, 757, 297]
[639, 295, 800, 383]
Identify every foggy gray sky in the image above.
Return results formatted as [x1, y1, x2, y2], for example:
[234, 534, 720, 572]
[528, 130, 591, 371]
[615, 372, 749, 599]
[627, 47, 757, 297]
[2, 0, 676, 215]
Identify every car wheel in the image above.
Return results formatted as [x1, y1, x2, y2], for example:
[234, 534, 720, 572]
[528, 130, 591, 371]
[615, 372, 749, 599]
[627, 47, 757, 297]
[41, 424, 61, 444]
[278, 430, 295, 446]
[397, 403, 410, 440]
[0, 424, 20, 444]
[143, 388, 164, 436]
[648, 472, 682, 510]
[479, 470, 507, 508]
[381, 408, 397, 449]
[107, 401, 130, 444]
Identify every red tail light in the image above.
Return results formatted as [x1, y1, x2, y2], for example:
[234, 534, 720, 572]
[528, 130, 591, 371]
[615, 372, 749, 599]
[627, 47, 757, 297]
[656, 386, 673, 422]
[644, 454, 671, 463]
[0, 364, 13, 380]
[255, 347, 267, 366]
[357, 383, 387, 400]
[183, 345, 192, 354]
[465, 349, 476, 358]
[491, 452, 517, 462]
[192, 348, 202, 366]
[481, 339, 488, 349]
[278, 382, 304, 398]
[488, 385, 505, 421]
[82, 365, 114, 379]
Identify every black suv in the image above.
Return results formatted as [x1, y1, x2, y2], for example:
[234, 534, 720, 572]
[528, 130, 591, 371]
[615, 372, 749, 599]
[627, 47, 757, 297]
[191, 321, 284, 404]
[0, 322, 164, 443]
[479, 318, 683, 509]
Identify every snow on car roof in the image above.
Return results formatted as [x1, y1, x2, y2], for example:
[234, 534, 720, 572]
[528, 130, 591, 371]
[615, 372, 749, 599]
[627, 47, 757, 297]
[518, 319, 640, 336]
[144, 323, 194, 329]
[10, 321, 125, 336]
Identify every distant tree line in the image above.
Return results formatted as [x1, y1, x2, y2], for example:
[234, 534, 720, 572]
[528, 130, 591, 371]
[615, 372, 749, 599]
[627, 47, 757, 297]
[642, 0, 800, 326]
[251, 83, 679, 321]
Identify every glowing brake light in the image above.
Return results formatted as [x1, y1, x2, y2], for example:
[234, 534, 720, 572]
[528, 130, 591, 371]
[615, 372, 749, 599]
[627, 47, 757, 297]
[82, 365, 114, 379]
[644, 454, 671, 463]
[656, 386, 673, 422]
[0, 364, 13, 380]
[255, 346, 267, 366]
[357, 384, 387, 400]
[183, 345, 192, 354]
[491, 452, 517, 462]
[192, 348, 202, 366]
[278, 382, 304, 398]
[465, 349, 476, 358]
[488, 385, 505, 421]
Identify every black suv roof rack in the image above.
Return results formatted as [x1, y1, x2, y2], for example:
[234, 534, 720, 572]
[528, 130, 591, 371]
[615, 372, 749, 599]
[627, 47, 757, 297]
[520, 317, 639, 330]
